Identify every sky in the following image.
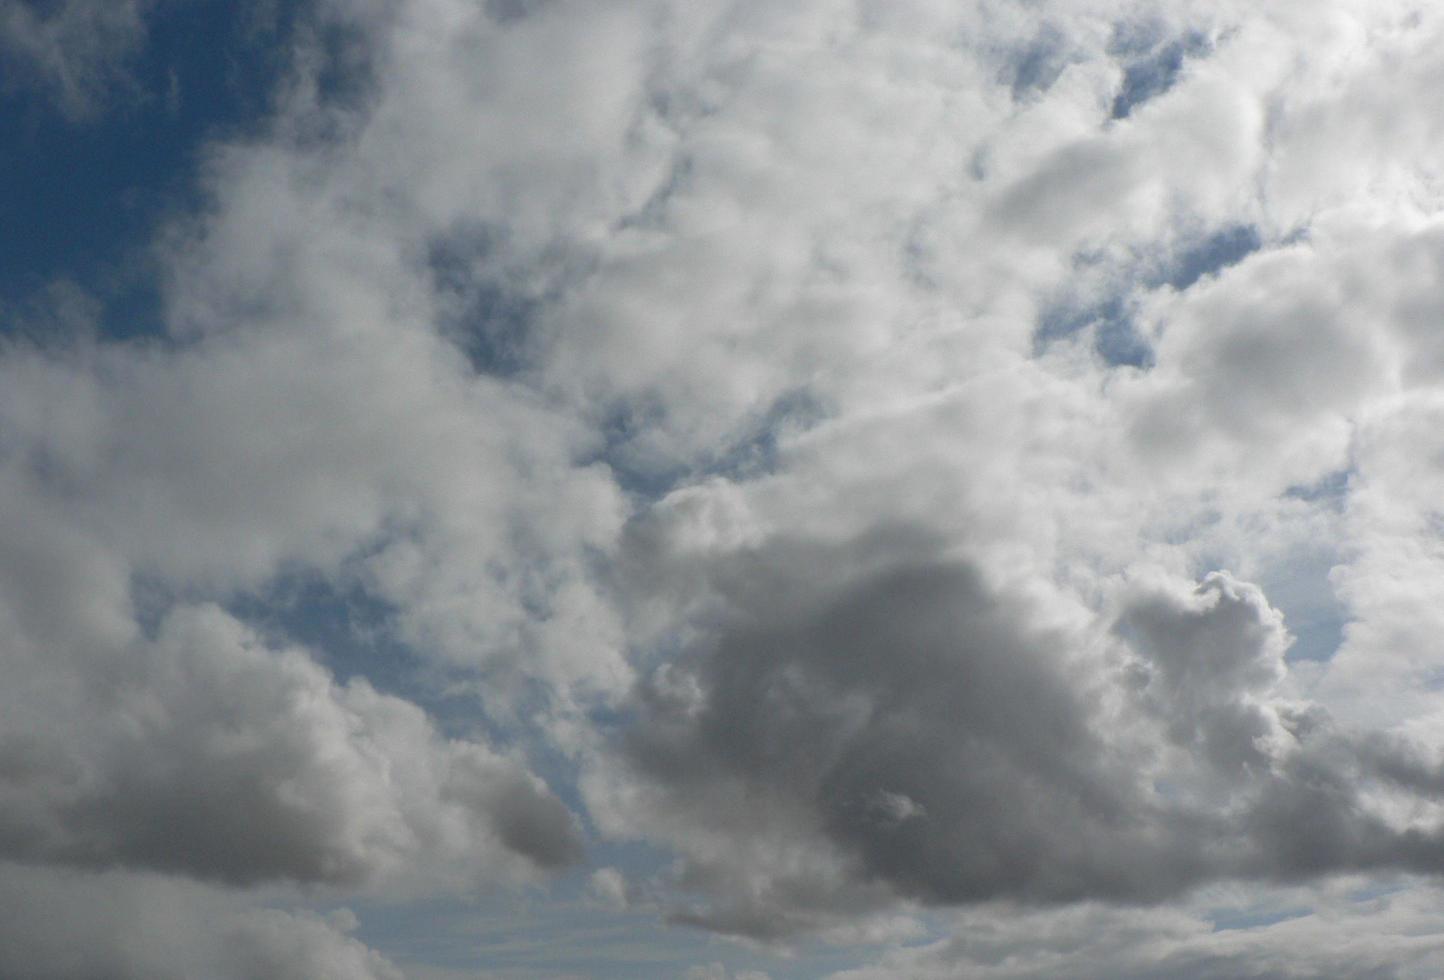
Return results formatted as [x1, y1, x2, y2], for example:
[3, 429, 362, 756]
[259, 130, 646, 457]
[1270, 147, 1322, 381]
[4, 0, 1444, 977]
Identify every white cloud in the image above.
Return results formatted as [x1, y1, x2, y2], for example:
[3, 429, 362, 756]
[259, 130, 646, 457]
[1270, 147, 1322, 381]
[11, 0, 1444, 974]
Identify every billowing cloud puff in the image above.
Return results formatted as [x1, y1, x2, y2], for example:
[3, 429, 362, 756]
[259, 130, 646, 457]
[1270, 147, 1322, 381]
[588, 531, 1444, 937]
[0, 596, 582, 890]
[0, 364, 585, 891]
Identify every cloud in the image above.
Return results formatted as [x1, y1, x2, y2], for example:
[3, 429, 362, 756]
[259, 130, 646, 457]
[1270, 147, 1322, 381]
[824, 887, 1444, 980]
[0, 863, 405, 980]
[587, 528, 1444, 937]
[589, 866, 631, 909]
[0, 358, 585, 890]
[0, 596, 582, 889]
[0, 0, 156, 119]
[10, 0, 1444, 973]
[1116, 572, 1291, 779]
[684, 965, 772, 980]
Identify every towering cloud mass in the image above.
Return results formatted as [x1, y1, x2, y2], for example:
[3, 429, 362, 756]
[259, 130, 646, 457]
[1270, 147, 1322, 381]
[7, 0, 1444, 976]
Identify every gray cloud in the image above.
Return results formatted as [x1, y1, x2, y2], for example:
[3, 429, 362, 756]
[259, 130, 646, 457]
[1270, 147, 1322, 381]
[601, 532, 1444, 936]
[0, 602, 583, 888]
[0, 863, 405, 980]
[0, 430, 583, 891]
[824, 890, 1444, 980]
[625, 550, 1162, 907]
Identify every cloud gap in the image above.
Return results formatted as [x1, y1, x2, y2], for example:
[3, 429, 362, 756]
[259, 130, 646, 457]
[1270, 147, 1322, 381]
[1109, 28, 1212, 120]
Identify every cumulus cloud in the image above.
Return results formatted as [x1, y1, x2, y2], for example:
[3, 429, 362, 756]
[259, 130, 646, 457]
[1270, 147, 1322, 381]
[586, 530, 1444, 937]
[0, 337, 589, 895]
[10, 0, 1444, 974]
[0, 595, 582, 889]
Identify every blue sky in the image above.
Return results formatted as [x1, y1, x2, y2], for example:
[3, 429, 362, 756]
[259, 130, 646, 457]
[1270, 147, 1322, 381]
[0, 1, 306, 338]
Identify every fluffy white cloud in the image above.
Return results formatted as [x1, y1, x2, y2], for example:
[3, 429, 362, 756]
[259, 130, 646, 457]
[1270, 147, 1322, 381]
[10, 0, 1444, 974]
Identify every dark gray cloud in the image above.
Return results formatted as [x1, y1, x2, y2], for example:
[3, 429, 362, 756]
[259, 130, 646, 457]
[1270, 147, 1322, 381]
[612, 533, 1444, 936]
[628, 555, 1166, 906]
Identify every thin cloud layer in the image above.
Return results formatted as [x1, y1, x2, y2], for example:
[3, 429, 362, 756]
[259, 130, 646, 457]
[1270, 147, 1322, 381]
[0, 0, 155, 119]
[823, 888, 1444, 980]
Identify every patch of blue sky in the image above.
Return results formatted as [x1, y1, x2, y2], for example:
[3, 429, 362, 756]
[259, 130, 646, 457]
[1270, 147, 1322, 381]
[1034, 224, 1263, 367]
[1183, 537, 1346, 665]
[1345, 880, 1414, 904]
[1034, 295, 1154, 368]
[1109, 28, 1212, 120]
[1207, 904, 1312, 933]
[1162, 224, 1263, 291]
[617, 152, 696, 233]
[595, 388, 827, 506]
[702, 387, 828, 483]
[1284, 467, 1351, 509]
[226, 568, 403, 685]
[426, 222, 540, 378]
[0, 0, 310, 342]
[592, 399, 687, 502]
[1003, 24, 1074, 102]
[222, 566, 537, 748]
[223, 565, 617, 846]
[1267, 472, 1352, 662]
[1278, 600, 1347, 664]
